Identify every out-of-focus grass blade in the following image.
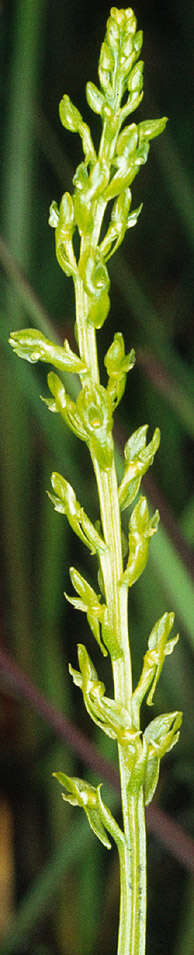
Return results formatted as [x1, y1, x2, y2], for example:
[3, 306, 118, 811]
[36, 108, 73, 191]
[111, 253, 194, 440]
[1, 787, 119, 955]
[150, 526, 194, 650]
[0, 237, 57, 345]
[145, 77, 194, 254]
[0, 819, 91, 955]
[156, 132, 194, 252]
[78, 841, 102, 954]
[174, 877, 194, 955]
[180, 496, 194, 547]
[1, 0, 47, 725]
[0, 246, 79, 405]
[3, 0, 47, 274]
[161, 639, 194, 746]
[137, 348, 194, 443]
[0, 356, 32, 682]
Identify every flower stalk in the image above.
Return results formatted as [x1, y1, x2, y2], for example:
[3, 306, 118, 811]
[9, 7, 182, 953]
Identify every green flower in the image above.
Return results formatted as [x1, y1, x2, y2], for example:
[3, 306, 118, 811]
[77, 383, 113, 469]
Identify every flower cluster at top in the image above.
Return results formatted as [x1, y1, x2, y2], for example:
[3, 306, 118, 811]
[46, 6, 167, 330]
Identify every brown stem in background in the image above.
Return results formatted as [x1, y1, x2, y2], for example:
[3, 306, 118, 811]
[0, 647, 118, 792]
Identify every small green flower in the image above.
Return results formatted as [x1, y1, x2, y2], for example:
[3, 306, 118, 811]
[105, 332, 135, 408]
[143, 711, 182, 805]
[132, 612, 179, 724]
[69, 643, 139, 749]
[53, 772, 112, 849]
[120, 495, 159, 588]
[119, 424, 160, 509]
[77, 383, 113, 469]
[65, 567, 107, 655]
[9, 328, 87, 374]
[48, 471, 107, 556]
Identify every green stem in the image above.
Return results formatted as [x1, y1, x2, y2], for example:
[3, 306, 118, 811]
[95, 461, 146, 955]
[118, 789, 146, 955]
[92, 460, 132, 700]
[74, 277, 147, 954]
[74, 276, 99, 384]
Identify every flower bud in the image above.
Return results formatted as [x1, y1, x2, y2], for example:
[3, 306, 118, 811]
[128, 60, 144, 92]
[48, 201, 59, 228]
[79, 249, 110, 303]
[59, 192, 75, 237]
[53, 771, 112, 849]
[111, 189, 132, 225]
[144, 711, 182, 761]
[77, 383, 113, 469]
[87, 160, 110, 200]
[88, 292, 110, 330]
[122, 36, 134, 59]
[120, 496, 159, 588]
[86, 82, 105, 115]
[138, 116, 168, 143]
[133, 30, 143, 56]
[124, 8, 137, 33]
[116, 123, 138, 156]
[59, 94, 82, 132]
[105, 333, 135, 407]
[99, 41, 115, 73]
[106, 16, 120, 48]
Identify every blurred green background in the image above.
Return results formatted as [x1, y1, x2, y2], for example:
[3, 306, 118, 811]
[1, 1, 194, 953]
